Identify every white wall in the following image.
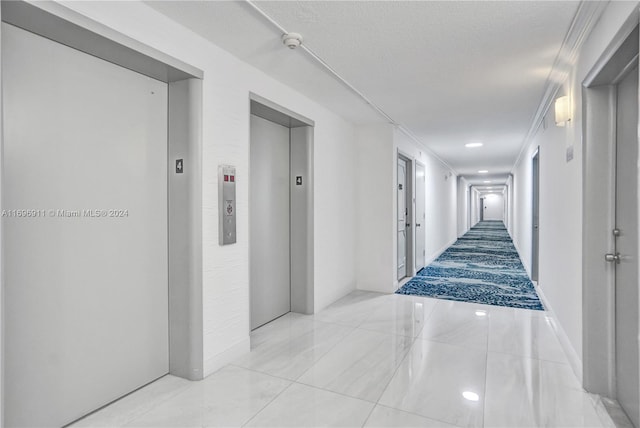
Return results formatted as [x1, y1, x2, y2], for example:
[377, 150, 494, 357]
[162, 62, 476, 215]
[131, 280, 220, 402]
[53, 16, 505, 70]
[510, 0, 640, 377]
[354, 127, 458, 292]
[457, 177, 470, 237]
[483, 194, 504, 221]
[355, 124, 394, 292]
[52, 0, 359, 376]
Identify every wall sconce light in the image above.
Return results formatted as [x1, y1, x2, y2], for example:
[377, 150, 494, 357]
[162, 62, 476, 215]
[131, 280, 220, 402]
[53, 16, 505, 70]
[555, 95, 571, 127]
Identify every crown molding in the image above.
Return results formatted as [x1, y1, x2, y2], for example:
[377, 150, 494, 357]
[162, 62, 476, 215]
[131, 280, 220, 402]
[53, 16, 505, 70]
[511, 0, 609, 172]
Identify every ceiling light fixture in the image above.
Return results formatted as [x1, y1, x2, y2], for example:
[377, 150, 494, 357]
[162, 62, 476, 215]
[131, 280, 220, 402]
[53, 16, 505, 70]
[463, 391, 480, 402]
[555, 95, 571, 126]
[478, 170, 488, 174]
[483, 180, 491, 183]
[465, 142, 483, 148]
[282, 32, 303, 49]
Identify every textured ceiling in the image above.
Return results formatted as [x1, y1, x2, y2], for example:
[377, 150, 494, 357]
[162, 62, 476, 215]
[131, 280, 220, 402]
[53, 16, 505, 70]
[146, 0, 580, 185]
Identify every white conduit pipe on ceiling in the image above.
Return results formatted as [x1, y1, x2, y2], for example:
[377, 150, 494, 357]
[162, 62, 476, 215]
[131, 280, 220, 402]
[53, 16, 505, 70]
[243, 0, 457, 174]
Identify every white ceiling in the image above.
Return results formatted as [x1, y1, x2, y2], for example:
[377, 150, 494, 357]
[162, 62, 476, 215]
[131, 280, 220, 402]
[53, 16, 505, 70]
[146, 0, 580, 185]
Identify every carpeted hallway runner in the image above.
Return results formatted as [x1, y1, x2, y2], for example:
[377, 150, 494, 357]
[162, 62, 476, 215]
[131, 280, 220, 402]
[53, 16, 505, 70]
[396, 220, 544, 310]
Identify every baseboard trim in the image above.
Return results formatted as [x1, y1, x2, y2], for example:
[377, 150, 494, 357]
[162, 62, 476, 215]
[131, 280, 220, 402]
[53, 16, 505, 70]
[535, 284, 583, 384]
[203, 337, 250, 378]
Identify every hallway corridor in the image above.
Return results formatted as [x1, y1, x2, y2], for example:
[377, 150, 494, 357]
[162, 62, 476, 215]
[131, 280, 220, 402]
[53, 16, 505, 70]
[3, 1, 640, 427]
[74, 292, 610, 428]
[398, 221, 543, 310]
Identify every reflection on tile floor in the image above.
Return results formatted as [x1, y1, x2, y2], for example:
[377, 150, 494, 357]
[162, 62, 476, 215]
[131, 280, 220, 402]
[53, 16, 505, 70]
[73, 291, 615, 428]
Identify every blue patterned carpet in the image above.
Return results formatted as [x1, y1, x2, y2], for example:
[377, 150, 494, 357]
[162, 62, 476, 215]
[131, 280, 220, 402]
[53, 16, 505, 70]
[396, 220, 544, 310]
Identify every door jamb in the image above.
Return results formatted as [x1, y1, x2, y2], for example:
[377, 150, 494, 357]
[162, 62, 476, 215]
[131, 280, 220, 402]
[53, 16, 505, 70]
[531, 147, 540, 283]
[582, 12, 639, 397]
[396, 151, 414, 281]
[414, 160, 426, 271]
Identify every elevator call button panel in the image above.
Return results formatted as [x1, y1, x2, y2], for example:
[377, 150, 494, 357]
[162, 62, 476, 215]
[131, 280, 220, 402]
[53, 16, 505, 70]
[218, 165, 236, 245]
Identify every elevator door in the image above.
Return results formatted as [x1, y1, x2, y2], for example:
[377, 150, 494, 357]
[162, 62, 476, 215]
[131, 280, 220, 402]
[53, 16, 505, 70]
[614, 66, 639, 428]
[250, 115, 291, 330]
[3, 23, 169, 427]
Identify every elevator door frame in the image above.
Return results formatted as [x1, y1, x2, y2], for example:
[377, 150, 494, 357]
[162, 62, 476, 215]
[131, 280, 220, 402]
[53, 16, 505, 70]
[249, 94, 315, 329]
[1, 1, 205, 424]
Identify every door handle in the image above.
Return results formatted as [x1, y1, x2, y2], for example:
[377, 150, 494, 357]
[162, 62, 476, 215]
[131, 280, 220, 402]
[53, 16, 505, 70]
[416, 223, 421, 227]
[605, 253, 621, 263]
[406, 223, 411, 228]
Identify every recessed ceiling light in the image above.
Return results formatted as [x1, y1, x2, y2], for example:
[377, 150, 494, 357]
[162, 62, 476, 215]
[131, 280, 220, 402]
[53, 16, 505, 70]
[463, 391, 480, 402]
[465, 142, 483, 148]
[483, 180, 491, 183]
[478, 170, 488, 174]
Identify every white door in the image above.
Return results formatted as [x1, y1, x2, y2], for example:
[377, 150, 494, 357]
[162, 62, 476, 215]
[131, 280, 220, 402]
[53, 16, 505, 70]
[3, 23, 169, 427]
[250, 115, 291, 329]
[397, 158, 407, 279]
[415, 163, 426, 270]
[614, 65, 639, 427]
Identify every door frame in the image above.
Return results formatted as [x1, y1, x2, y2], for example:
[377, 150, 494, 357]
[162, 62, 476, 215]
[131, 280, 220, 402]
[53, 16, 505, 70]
[415, 160, 426, 271]
[396, 151, 414, 281]
[0, 3, 206, 418]
[582, 12, 639, 397]
[248, 94, 315, 324]
[531, 148, 540, 282]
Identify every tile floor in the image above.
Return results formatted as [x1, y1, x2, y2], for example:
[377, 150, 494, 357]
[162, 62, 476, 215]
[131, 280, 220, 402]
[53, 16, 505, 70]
[73, 291, 617, 428]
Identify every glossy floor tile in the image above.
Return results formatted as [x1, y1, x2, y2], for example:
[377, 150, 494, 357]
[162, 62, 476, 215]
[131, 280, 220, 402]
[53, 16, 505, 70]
[245, 383, 374, 427]
[364, 405, 458, 427]
[378, 338, 487, 427]
[488, 308, 568, 363]
[297, 328, 413, 402]
[72, 375, 193, 427]
[234, 317, 353, 380]
[484, 352, 602, 427]
[126, 366, 290, 427]
[358, 294, 437, 337]
[419, 299, 490, 350]
[73, 291, 612, 428]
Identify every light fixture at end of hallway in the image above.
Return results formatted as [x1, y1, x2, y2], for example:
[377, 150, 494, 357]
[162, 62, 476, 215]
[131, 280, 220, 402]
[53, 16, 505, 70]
[282, 32, 303, 49]
[554, 95, 571, 126]
[465, 142, 483, 148]
[463, 391, 480, 402]
[483, 180, 491, 183]
[478, 170, 488, 174]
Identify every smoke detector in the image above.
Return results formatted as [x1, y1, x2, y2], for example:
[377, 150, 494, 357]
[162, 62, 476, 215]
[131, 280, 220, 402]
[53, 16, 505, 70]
[282, 32, 303, 49]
